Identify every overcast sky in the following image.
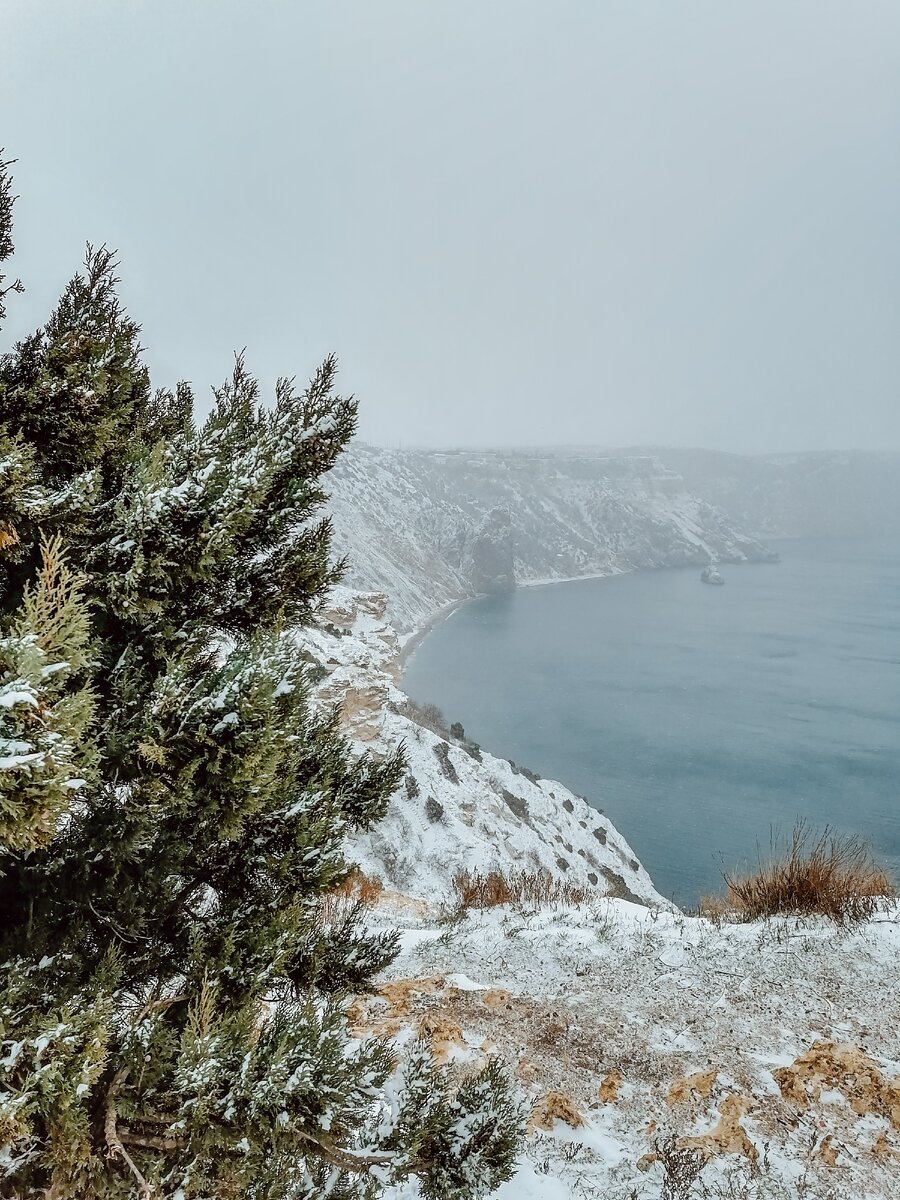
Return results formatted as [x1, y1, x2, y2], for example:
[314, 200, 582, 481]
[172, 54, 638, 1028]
[3, 1, 899, 452]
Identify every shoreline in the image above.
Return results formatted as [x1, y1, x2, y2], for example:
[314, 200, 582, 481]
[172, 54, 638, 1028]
[518, 566, 625, 589]
[400, 567, 629, 665]
[398, 596, 469, 666]
[398, 567, 630, 666]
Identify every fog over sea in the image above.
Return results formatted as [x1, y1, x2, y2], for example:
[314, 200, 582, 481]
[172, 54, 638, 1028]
[403, 538, 900, 907]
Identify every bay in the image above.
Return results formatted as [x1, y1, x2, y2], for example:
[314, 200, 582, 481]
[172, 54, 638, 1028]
[402, 538, 900, 906]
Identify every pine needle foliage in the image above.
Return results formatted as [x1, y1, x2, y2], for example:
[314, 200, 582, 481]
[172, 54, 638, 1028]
[0, 151, 23, 325]
[0, 535, 94, 850]
[0, 240, 151, 491]
[0, 157, 522, 1199]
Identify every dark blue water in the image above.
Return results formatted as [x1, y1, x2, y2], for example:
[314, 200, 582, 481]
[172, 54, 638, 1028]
[403, 539, 900, 906]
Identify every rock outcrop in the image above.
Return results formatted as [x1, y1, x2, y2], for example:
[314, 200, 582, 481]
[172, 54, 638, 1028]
[460, 506, 515, 594]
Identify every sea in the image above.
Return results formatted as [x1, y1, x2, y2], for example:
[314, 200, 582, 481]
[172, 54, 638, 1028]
[402, 537, 900, 907]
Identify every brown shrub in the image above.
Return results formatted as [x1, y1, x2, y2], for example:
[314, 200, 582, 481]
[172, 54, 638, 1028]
[722, 823, 894, 925]
[320, 868, 384, 922]
[451, 867, 588, 911]
[695, 894, 733, 924]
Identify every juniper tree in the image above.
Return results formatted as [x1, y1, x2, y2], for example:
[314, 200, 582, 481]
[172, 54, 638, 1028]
[0, 157, 521, 1199]
[0, 153, 23, 327]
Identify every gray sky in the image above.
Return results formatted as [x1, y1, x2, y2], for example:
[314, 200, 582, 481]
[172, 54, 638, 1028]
[3, 1, 899, 453]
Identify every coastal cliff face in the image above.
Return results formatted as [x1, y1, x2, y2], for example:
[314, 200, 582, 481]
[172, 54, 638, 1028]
[300, 587, 666, 909]
[326, 445, 773, 634]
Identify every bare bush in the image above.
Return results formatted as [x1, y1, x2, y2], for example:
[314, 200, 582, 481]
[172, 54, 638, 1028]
[722, 822, 894, 924]
[395, 698, 451, 738]
[452, 867, 589, 911]
[656, 1137, 707, 1200]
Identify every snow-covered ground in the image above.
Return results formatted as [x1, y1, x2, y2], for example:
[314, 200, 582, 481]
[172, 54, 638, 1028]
[371, 895, 900, 1199]
[303, 588, 900, 1198]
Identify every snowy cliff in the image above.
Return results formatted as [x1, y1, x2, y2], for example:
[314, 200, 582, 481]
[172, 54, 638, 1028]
[326, 445, 774, 636]
[299, 588, 665, 909]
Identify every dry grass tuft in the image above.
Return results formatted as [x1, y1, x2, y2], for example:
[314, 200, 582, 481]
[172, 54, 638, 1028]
[320, 868, 384, 922]
[649, 1136, 707, 1198]
[452, 867, 588, 911]
[695, 893, 733, 924]
[721, 823, 894, 925]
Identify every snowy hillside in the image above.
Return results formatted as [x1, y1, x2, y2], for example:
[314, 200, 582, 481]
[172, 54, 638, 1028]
[300, 588, 664, 909]
[326, 445, 775, 635]
[301, 590, 900, 1199]
[373, 894, 900, 1200]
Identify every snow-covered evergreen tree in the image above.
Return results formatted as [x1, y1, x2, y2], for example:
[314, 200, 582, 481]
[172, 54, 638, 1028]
[0, 157, 521, 1199]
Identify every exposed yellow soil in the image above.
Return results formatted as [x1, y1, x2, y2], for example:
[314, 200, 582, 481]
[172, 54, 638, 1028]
[773, 1041, 900, 1127]
[528, 1091, 584, 1131]
[680, 1093, 758, 1161]
[666, 1068, 718, 1106]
